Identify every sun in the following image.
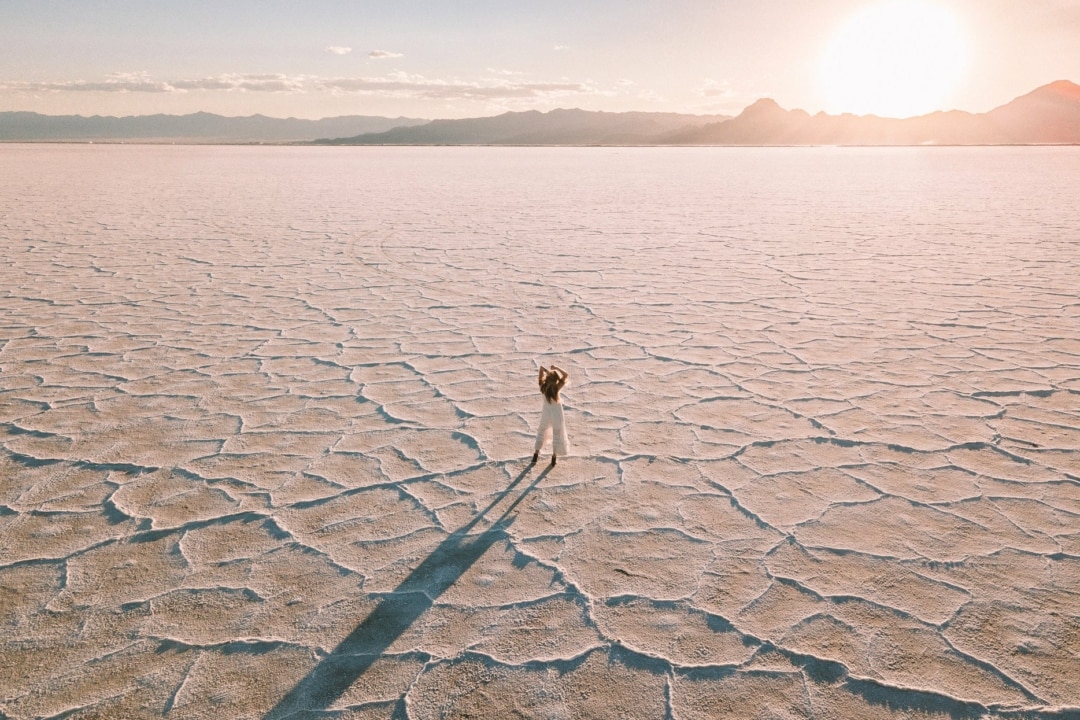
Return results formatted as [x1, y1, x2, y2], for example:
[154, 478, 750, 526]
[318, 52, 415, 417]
[820, 1, 970, 118]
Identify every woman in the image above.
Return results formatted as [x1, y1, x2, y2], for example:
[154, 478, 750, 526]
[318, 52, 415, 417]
[533, 365, 570, 465]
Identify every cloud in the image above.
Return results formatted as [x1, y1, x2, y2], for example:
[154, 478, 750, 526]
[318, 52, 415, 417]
[172, 74, 305, 92]
[368, 50, 403, 59]
[693, 79, 746, 113]
[635, 89, 666, 103]
[0, 70, 597, 103]
[553, 45, 570, 51]
[316, 72, 590, 100]
[1, 73, 306, 94]
[698, 79, 735, 99]
[325, 46, 352, 55]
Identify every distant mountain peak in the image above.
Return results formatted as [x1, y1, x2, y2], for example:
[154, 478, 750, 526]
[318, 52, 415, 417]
[1036, 79, 1080, 100]
[740, 98, 785, 116]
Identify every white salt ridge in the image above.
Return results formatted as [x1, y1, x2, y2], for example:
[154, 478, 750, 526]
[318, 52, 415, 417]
[1, 145, 1078, 718]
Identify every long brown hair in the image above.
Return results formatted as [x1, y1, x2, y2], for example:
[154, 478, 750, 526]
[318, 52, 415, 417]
[542, 373, 561, 402]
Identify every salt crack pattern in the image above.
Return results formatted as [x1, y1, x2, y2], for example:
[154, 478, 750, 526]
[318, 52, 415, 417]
[1, 145, 1079, 719]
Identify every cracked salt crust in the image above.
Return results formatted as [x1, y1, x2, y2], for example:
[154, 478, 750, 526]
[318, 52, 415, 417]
[1, 145, 1079, 718]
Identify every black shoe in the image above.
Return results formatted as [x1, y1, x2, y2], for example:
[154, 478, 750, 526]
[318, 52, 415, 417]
[531, 452, 538, 464]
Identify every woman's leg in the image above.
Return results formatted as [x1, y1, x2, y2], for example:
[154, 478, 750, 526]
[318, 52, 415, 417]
[551, 406, 569, 464]
[534, 414, 551, 462]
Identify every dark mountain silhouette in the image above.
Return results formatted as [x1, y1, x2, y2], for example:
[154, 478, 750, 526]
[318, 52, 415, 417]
[316, 108, 731, 145]
[667, 80, 1080, 145]
[0, 111, 426, 143]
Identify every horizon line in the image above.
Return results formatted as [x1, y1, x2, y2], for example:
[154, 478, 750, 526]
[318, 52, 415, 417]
[2, 78, 1077, 125]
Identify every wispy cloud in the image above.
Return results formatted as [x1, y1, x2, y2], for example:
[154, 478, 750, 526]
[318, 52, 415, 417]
[698, 79, 735, 99]
[368, 50, 403, 59]
[175, 74, 306, 92]
[635, 89, 666, 103]
[0, 71, 601, 103]
[325, 46, 352, 56]
[553, 45, 570, 51]
[693, 78, 746, 113]
[316, 72, 590, 100]
[1, 73, 306, 94]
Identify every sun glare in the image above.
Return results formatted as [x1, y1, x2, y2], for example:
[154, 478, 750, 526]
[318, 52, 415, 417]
[821, 1, 969, 118]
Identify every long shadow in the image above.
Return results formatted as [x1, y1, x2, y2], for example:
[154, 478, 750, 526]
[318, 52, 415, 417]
[265, 462, 552, 719]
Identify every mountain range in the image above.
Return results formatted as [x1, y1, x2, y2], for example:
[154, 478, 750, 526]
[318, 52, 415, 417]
[664, 80, 1080, 145]
[315, 108, 732, 146]
[0, 111, 425, 143]
[3, 80, 1078, 145]
[320, 80, 1080, 146]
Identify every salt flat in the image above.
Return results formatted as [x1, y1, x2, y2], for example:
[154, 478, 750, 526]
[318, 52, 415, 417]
[1, 145, 1078, 719]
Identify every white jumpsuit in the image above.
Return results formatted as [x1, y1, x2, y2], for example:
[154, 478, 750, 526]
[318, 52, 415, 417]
[534, 397, 570, 456]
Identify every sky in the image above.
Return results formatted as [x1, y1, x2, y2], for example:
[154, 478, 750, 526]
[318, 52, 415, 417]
[2, 0, 1079, 120]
